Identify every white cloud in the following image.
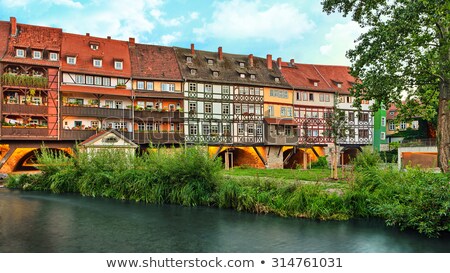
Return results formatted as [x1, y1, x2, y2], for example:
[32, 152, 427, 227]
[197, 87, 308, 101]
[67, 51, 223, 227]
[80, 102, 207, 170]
[44, 0, 83, 8]
[150, 9, 162, 20]
[193, 0, 314, 43]
[190, 12, 199, 20]
[1, 0, 30, 7]
[319, 21, 365, 65]
[160, 31, 181, 45]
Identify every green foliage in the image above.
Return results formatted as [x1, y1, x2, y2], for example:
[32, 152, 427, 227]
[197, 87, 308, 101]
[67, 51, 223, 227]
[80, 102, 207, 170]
[311, 156, 328, 168]
[351, 147, 381, 170]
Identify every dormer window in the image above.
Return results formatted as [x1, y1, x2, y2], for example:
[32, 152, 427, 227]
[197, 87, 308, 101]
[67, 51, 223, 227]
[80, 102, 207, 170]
[190, 69, 197, 75]
[250, 74, 256, 80]
[93, 59, 102, 68]
[207, 59, 214, 65]
[186, 56, 192, 63]
[15, 48, 25, 58]
[213, 71, 219, 77]
[49, 52, 59, 61]
[337, 83, 342, 88]
[239, 62, 245, 67]
[90, 43, 99, 50]
[114, 61, 123, 70]
[274, 77, 280, 83]
[67, 56, 76, 65]
[33, 51, 42, 60]
[314, 82, 318, 87]
[240, 73, 246, 78]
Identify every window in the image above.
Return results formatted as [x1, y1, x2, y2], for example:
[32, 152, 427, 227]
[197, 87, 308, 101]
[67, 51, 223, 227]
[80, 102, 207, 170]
[346, 96, 353, 103]
[337, 83, 342, 88]
[75, 74, 85, 84]
[16, 49, 25, 58]
[213, 71, 219, 77]
[269, 89, 288, 99]
[348, 112, 355, 122]
[94, 76, 102, 86]
[412, 120, 419, 129]
[381, 117, 386, 127]
[190, 69, 196, 75]
[400, 122, 406, 130]
[49, 52, 58, 61]
[248, 124, 254, 135]
[90, 43, 99, 50]
[319, 94, 324, 102]
[240, 73, 246, 78]
[313, 82, 318, 87]
[268, 106, 274, 117]
[296, 92, 300, 101]
[103, 77, 111, 86]
[204, 103, 212, 113]
[238, 123, 244, 135]
[349, 129, 355, 138]
[302, 92, 308, 101]
[137, 81, 145, 90]
[281, 107, 286, 116]
[162, 83, 175, 92]
[117, 78, 126, 85]
[222, 85, 229, 94]
[389, 111, 395, 116]
[86, 75, 94, 85]
[234, 105, 241, 115]
[146, 102, 154, 110]
[223, 125, 231, 136]
[186, 56, 192, 63]
[91, 121, 99, 129]
[33, 51, 42, 59]
[256, 124, 263, 136]
[359, 113, 369, 122]
[381, 132, 386, 140]
[93, 59, 102, 68]
[189, 124, 198, 135]
[325, 94, 330, 102]
[67, 56, 76, 65]
[114, 61, 123, 70]
[170, 123, 174, 132]
[309, 93, 314, 101]
[286, 107, 293, 117]
[205, 84, 213, 93]
[203, 125, 210, 135]
[359, 129, 369, 138]
[189, 83, 197, 92]
[147, 82, 153, 90]
[274, 77, 280, 83]
[239, 62, 245, 67]
[389, 121, 396, 131]
[188, 102, 197, 113]
[211, 125, 219, 135]
[207, 59, 214, 65]
[222, 104, 230, 115]
[250, 74, 256, 80]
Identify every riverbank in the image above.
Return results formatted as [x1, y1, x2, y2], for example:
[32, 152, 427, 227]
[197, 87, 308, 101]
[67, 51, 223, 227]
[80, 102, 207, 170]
[4, 147, 450, 238]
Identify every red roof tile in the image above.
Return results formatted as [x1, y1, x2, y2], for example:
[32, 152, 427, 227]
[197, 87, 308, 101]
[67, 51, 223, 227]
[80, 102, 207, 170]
[61, 33, 131, 78]
[129, 43, 182, 81]
[1, 21, 62, 67]
[0, 21, 10, 59]
[281, 62, 355, 94]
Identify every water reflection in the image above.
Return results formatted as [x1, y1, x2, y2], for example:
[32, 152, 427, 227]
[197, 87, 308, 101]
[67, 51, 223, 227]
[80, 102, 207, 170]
[0, 189, 448, 253]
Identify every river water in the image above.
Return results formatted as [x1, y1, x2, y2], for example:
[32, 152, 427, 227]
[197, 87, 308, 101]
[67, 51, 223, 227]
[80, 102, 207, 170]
[0, 188, 448, 253]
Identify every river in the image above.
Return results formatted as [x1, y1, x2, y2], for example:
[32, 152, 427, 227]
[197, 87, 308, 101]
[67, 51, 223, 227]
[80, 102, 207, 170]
[0, 188, 448, 253]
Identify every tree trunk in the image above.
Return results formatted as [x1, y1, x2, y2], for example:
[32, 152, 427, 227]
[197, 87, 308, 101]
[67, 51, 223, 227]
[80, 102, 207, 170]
[438, 78, 450, 172]
[331, 144, 339, 180]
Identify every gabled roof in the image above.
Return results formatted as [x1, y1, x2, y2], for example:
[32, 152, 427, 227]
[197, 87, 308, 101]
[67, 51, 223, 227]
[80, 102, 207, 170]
[1, 21, 62, 67]
[61, 33, 131, 77]
[0, 21, 10, 60]
[79, 129, 138, 148]
[281, 62, 355, 94]
[129, 43, 182, 81]
[174, 47, 291, 88]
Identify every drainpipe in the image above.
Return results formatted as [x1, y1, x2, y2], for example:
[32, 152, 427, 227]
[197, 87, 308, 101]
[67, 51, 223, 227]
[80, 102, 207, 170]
[131, 76, 135, 141]
[57, 66, 61, 140]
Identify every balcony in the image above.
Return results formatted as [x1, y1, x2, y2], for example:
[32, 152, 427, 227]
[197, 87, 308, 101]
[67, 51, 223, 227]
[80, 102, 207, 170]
[265, 134, 299, 145]
[0, 127, 53, 139]
[134, 110, 184, 122]
[1, 103, 48, 115]
[61, 129, 97, 141]
[1, 73, 48, 89]
[133, 131, 184, 144]
[62, 105, 132, 119]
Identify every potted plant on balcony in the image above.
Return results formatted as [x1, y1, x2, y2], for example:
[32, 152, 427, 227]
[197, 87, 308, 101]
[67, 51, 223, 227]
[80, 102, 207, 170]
[115, 84, 126, 89]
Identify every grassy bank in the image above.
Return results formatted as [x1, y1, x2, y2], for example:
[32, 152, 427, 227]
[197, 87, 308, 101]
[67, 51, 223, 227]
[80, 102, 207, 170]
[5, 147, 450, 237]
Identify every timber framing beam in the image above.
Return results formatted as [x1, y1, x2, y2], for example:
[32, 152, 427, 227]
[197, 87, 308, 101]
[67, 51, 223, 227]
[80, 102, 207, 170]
[311, 146, 320, 157]
[212, 145, 224, 159]
[252, 146, 267, 166]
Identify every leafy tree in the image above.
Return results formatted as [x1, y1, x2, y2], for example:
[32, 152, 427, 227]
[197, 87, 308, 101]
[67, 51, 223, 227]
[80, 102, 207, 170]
[322, 0, 450, 172]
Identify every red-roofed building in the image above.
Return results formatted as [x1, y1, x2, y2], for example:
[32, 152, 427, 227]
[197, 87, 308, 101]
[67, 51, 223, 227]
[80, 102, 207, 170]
[129, 42, 184, 144]
[60, 32, 133, 142]
[1, 17, 61, 140]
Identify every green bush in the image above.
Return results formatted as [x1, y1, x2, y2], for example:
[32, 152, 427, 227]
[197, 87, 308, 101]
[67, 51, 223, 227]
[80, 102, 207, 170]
[311, 156, 328, 168]
[351, 147, 381, 170]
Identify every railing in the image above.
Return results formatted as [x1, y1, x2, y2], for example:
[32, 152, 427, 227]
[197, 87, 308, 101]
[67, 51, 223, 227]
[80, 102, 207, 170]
[399, 138, 437, 147]
[133, 132, 184, 144]
[265, 134, 299, 145]
[1, 103, 48, 115]
[62, 106, 132, 119]
[1, 127, 51, 138]
[134, 110, 184, 122]
[61, 130, 97, 141]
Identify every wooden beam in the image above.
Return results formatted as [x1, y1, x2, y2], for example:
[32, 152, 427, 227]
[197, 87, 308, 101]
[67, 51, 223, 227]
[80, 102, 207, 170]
[283, 148, 295, 165]
[252, 146, 267, 166]
[311, 146, 320, 157]
[212, 145, 223, 159]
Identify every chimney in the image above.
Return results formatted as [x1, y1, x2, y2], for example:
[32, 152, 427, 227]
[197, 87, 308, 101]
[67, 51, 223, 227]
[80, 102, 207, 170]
[218, 46, 223, 61]
[129, 37, 135, 46]
[191, 43, 195, 55]
[10, 17, 17, 37]
[248, 54, 254, 67]
[290, 59, 295, 66]
[277, 57, 282, 70]
[86, 33, 90, 37]
[107, 36, 111, 40]
[266, 54, 273, 70]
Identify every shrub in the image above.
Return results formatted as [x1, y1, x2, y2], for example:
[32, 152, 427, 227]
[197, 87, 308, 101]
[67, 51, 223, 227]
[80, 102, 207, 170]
[311, 156, 328, 168]
[351, 147, 381, 170]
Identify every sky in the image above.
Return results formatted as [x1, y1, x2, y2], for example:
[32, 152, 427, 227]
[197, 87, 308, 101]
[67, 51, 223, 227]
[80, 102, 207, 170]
[0, 0, 365, 66]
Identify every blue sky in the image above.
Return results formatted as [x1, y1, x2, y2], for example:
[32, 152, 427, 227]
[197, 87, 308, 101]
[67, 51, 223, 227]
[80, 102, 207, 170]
[0, 0, 364, 65]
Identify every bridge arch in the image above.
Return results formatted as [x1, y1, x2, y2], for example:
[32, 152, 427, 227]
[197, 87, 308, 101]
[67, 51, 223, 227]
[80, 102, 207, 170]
[13, 148, 72, 171]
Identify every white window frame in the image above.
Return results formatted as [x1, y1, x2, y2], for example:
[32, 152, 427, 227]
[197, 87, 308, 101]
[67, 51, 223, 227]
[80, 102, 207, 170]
[16, 48, 25, 58]
[67, 56, 76, 65]
[33, 51, 42, 60]
[389, 121, 396, 131]
[93, 59, 102, 68]
[381, 117, 386, 127]
[86, 75, 94, 85]
[49, 52, 59, 61]
[137, 81, 145, 90]
[381, 132, 386, 140]
[114, 61, 123, 70]
[161, 83, 175, 92]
